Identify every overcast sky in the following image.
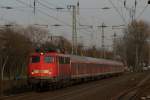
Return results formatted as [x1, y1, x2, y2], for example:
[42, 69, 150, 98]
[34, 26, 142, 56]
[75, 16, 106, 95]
[0, 0, 150, 49]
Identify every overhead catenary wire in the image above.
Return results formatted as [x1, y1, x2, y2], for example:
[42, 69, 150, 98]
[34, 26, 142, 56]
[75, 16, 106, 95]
[107, 0, 127, 25]
[38, 0, 62, 8]
[68, 11, 95, 35]
[14, 0, 122, 37]
[15, 0, 94, 40]
[15, 0, 71, 26]
[117, 0, 149, 21]
[37, 0, 65, 11]
[11, 0, 117, 48]
[36, 0, 93, 35]
[36, 0, 98, 48]
[136, 4, 149, 20]
[35, 0, 108, 36]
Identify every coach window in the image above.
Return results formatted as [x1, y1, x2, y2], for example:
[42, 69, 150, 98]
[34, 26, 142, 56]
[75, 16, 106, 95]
[44, 56, 54, 63]
[59, 56, 64, 64]
[67, 57, 70, 64]
[62, 57, 65, 64]
[31, 56, 40, 63]
[64, 57, 66, 64]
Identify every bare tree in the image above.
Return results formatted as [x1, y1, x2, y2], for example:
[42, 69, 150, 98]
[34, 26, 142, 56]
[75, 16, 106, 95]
[24, 25, 49, 48]
[41, 36, 72, 54]
[0, 26, 32, 80]
[116, 20, 150, 71]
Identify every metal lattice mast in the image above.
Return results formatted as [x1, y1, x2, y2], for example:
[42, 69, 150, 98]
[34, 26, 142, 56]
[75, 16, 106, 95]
[68, 5, 77, 55]
[97, 22, 107, 58]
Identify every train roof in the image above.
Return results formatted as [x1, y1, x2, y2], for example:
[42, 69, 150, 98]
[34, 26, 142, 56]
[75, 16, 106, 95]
[31, 52, 122, 65]
[69, 55, 123, 65]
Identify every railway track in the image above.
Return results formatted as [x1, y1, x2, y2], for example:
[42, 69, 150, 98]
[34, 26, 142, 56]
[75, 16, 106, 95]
[113, 74, 150, 100]
[2, 72, 150, 100]
[0, 92, 35, 100]
[1, 76, 120, 100]
[41, 79, 115, 100]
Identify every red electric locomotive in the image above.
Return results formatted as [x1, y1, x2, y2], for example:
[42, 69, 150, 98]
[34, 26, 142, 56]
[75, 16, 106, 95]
[27, 50, 124, 89]
[28, 51, 71, 88]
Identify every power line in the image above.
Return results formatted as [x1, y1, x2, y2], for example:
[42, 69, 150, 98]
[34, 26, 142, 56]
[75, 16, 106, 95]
[37, 1, 65, 11]
[136, 4, 149, 19]
[21, 0, 105, 41]
[37, 0, 94, 35]
[15, 0, 71, 26]
[66, 3, 96, 36]
[107, 0, 127, 25]
[37, 1, 94, 53]
[36, 0, 104, 37]
[13, 0, 114, 49]
[15, 0, 95, 48]
[39, 0, 62, 8]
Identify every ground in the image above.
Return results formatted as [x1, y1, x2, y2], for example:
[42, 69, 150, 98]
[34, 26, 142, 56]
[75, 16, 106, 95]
[1, 71, 150, 100]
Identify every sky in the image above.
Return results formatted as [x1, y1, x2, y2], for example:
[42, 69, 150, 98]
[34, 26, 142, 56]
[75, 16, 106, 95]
[0, 0, 150, 49]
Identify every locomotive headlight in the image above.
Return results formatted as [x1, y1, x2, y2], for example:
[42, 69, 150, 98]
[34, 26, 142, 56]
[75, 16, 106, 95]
[31, 69, 51, 74]
[46, 68, 52, 74]
[31, 70, 39, 74]
[41, 70, 49, 73]
[40, 69, 51, 74]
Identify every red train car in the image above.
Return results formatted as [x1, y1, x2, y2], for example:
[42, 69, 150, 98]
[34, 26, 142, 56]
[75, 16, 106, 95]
[27, 51, 124, 89]
[70, 55, 124, 80]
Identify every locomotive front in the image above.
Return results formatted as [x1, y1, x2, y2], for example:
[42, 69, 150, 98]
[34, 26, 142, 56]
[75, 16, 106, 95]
[28, 52, 57, 88]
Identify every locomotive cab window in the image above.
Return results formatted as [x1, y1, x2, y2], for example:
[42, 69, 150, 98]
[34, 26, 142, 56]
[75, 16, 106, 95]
[44, 56, 54, 63]
[66, 57, 70, 64]
[31, 56, 40, 63]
